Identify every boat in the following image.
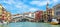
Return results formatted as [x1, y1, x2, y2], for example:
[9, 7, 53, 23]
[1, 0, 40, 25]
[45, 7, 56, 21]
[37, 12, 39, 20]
[0, 22, 2, 24]
[3, 21, 8, 24]
[0, 21, 7, 25]
[50, 19, 59, 25]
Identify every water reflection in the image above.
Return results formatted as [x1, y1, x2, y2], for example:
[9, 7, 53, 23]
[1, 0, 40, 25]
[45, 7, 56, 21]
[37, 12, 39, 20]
[48, 24, 60, 27]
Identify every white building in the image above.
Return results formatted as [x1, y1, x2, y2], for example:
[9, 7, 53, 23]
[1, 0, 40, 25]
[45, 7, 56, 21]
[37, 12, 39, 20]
[23, 12, 35, 18]
[53, 4, 60, 18]
[28, 12, 35, 18]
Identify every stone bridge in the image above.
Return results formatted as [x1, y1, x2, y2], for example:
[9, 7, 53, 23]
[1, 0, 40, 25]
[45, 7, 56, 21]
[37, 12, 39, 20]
[11, 15, 34, 22]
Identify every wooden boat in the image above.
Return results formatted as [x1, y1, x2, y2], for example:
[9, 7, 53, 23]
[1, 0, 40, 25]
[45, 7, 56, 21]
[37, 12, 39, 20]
[50, 19, 59, 25]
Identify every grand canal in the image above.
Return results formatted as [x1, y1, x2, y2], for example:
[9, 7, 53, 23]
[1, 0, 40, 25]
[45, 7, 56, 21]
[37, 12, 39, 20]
[0, 22, 60, 27]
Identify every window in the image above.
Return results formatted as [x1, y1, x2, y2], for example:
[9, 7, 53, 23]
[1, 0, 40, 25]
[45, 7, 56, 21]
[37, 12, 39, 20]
[56, 12, 60, 15]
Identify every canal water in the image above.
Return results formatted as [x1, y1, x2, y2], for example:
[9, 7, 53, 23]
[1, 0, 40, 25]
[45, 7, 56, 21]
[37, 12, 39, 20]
[1, 22, 60, 27]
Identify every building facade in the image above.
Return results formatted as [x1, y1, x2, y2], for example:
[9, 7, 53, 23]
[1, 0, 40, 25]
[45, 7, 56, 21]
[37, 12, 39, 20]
[23, 12, 35, 18]
[6, 12, 11, 22]
[0, 4, 11, 22]
[53, 4, 60, 19]
[28, 12, 35, 18]
[43, 11, 47, 22]
[35, 11, 43, 22]
[0, 4, 3, 19]
[46, 3, 54, 22]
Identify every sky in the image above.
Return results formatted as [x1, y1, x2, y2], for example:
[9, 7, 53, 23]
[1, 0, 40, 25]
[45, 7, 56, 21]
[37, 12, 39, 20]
[0, 0, 60, 14]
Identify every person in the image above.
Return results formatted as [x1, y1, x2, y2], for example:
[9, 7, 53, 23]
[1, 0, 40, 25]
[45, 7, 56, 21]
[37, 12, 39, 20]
[57, 18, 60, 24]
[0, 18, 3, 23]
[48, 18, 52, 22]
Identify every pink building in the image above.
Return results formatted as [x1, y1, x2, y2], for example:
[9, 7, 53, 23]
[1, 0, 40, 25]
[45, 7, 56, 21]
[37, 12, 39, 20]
[35, 11, 43, 22]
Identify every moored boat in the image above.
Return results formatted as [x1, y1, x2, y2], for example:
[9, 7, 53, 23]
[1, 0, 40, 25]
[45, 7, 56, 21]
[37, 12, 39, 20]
[50, 19, 59, 25]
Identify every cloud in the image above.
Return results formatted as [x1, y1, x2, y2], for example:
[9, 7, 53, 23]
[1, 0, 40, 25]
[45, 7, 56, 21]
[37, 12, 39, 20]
[15, 2, 23, 9]
[1, 0, 25, 14]
[0, 0, 40, 14]
[0, 0, 59, 14]
[29, 8, 39, 12]
[30, 0, 59, 6]
[51, 0, 60, 6]
[15, 3, 29, 10]
[53, 0, 58, 2]
[3, 0, 15, 5]
[30, 0, 50, 6]
[15, 2, 38, 12]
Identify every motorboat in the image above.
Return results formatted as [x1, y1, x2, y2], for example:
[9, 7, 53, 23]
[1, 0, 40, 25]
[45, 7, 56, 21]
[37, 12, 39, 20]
[3, 21, 8, 24]
[50, 19, 59, 25]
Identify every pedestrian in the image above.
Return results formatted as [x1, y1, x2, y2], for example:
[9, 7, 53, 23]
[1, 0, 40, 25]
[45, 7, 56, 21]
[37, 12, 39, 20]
[0, 18, 3, 23]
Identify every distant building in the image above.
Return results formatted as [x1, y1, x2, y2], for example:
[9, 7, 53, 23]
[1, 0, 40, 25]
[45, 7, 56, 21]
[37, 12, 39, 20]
[43, 11, 47, 22]
[28, 12, 35, 18]
[0, 4, 11, 22]
[53, 4, 60, 19]
[46, 3, 54, 22]
[23, 12, 35, 18]
[23, 12, 29, 16]
[2, 9, 7, 20]
[35, 11, 43, 22]
[6, 12, 11, 22]
[47, 9, 54, 18]
[0, 4, 3, 19]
